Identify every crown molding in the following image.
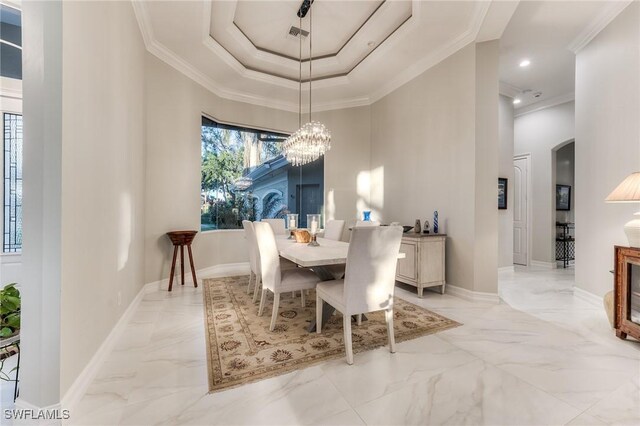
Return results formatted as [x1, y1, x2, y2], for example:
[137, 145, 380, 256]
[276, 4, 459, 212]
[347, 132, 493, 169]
[499, 81, 522, 99]
[133, 0, 301, 112]
[201, 0, 300, 91]
[131, 0, 153, 48]
[208, 0, 413, 84]
[0, 1, 21, 11]
[567, 0, 633, 53]
[369, 0, 490, 104]
[133, 0, 492, 113]
[514, 92, 574, 118]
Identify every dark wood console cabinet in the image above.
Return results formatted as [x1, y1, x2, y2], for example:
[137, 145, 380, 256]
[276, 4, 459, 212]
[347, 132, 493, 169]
[614, 246, 640, 341]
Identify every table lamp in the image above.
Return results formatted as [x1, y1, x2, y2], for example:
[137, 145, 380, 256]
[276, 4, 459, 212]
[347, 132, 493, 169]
[606, 172, 640, 247]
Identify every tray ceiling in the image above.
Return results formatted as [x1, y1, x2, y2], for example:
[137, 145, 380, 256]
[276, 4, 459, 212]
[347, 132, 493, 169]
[133, 0, 517, 112]
[215, 0, 412, 81]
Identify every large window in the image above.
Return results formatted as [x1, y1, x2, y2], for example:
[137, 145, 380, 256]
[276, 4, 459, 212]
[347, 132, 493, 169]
[0, 4, 22, 80]
[201, 117, 324, 231]
[3, 113, 22, 252]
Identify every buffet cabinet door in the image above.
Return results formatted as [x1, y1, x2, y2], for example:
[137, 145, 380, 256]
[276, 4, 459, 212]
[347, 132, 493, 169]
[614, 246, 640, 340]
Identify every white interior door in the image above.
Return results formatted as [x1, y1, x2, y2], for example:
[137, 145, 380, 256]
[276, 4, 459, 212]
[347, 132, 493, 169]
[513, 157, 529, 266]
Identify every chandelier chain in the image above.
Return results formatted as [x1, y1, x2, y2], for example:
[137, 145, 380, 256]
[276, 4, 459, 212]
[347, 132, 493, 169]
[283, 0, 331, 167]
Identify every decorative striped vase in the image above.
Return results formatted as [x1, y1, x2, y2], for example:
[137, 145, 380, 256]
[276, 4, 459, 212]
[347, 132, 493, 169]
[434, 211, 439, 234]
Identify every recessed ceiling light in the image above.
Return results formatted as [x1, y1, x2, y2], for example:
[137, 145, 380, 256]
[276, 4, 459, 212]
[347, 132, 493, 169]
[519, 59, 531, 67]
[513, 98, 521, 105]
[367, 41, 376, 47]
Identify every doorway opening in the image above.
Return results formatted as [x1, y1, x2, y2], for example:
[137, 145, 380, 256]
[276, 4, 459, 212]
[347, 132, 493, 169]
[553, 140, 575, 268]
[513, 154, 531, 267]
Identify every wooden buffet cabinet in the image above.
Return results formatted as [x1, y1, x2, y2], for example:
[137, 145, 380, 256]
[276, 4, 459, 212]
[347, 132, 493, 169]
[614, 246, 640, 341]
[396, 233, 446, 297]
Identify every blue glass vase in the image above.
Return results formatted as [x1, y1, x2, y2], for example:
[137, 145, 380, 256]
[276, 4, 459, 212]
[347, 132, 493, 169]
[363, 211, 371, 221]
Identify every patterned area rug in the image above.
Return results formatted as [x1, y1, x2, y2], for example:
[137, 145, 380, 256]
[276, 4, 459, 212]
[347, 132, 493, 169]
[204, 275, 461, 393]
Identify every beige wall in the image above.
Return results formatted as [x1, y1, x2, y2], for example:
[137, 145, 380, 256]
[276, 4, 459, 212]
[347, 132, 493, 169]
[59, 1, 147, 395]
[144, 55, 372, 282]
[498, 95, 515, 268]
[575, 2, 640, 297]
[514, 101, 575, 265]
[473, 41, 500, 293]
[144, 54, 295, 284]
[370, 42, 499, 294]
[314, 106, 371, 240]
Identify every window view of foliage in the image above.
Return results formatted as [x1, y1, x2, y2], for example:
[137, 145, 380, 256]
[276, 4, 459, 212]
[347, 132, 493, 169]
[201, 120, 287, 231]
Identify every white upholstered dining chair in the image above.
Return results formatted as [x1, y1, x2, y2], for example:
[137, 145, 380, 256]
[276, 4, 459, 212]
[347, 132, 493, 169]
[242, 220, 297, 303]
[324, 220, 345, 241]
[322, 220, 347, 279]
[263, 218, 287, 235]
[254, 222, 322, 331]
[316, 226, 403, 364]
[355, 220, 380, 227]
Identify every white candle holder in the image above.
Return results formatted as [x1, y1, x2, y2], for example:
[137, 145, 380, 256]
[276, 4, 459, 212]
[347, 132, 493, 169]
[307, 214, 321, 246]
[286, 213, 298, 240]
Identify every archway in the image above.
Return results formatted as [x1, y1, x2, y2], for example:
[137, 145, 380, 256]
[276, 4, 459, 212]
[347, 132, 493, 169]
[552, 139, 575, 269]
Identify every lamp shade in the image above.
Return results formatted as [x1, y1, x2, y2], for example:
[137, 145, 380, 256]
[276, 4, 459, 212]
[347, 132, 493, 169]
[605, 172, 640, 203]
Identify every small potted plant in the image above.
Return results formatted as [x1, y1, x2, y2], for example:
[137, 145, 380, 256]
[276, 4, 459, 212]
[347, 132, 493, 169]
[0, 283, 20, 382]
[0, 283, 20, 339]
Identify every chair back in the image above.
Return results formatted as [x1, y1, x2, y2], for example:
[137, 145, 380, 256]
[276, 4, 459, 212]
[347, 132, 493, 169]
[253, 222, 282, 291]
[242, 220, 260, 275]
[355, 220, 381, 228]
[324, 220, 345, 241]
[263, 218, 287, 235]
[343, 226, 403, 314]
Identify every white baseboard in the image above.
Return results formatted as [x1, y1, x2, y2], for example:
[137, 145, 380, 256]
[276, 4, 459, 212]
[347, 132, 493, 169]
[143, 262, 250, 292]
[446, 284, 500, 304]
[530, 260, 557, 269]
[59, 279, 149, 412]
[573, 286, 603, 308]
[60, 262, 250, 413]
[498, 266, 515, 273]
[198, 262, 250, 279]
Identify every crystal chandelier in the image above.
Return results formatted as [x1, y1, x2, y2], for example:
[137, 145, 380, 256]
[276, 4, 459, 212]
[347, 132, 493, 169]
[283, 1, 331, 166]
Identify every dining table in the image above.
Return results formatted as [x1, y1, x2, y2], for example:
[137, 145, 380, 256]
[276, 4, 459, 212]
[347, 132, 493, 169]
[274, 234, 405, 332]
[276, 235, 349, 267]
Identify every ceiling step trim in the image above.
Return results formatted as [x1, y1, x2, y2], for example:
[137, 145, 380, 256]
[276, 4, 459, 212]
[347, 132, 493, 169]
[567, 0, 633, 53]
[132, 0, 493, 113]
[514, 92, 575, 118]
[499, 81, 522, 99]
[368, 0, 490, 104]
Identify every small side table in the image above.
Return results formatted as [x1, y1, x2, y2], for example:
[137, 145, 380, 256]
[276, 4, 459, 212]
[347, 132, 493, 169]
[166, 230, 198, 291]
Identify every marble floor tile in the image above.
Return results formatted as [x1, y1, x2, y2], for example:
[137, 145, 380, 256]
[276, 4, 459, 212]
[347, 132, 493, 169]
[582, 380, 640, 425]
[321, 334, 477, 407]
[484, 328, 640, 410]
[354, 359, 581, 425]
[69, 267, 640, 426]
[120, 366, 350, 426]
[565, 413, 607, 425]
[309, 408, 365, 426]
